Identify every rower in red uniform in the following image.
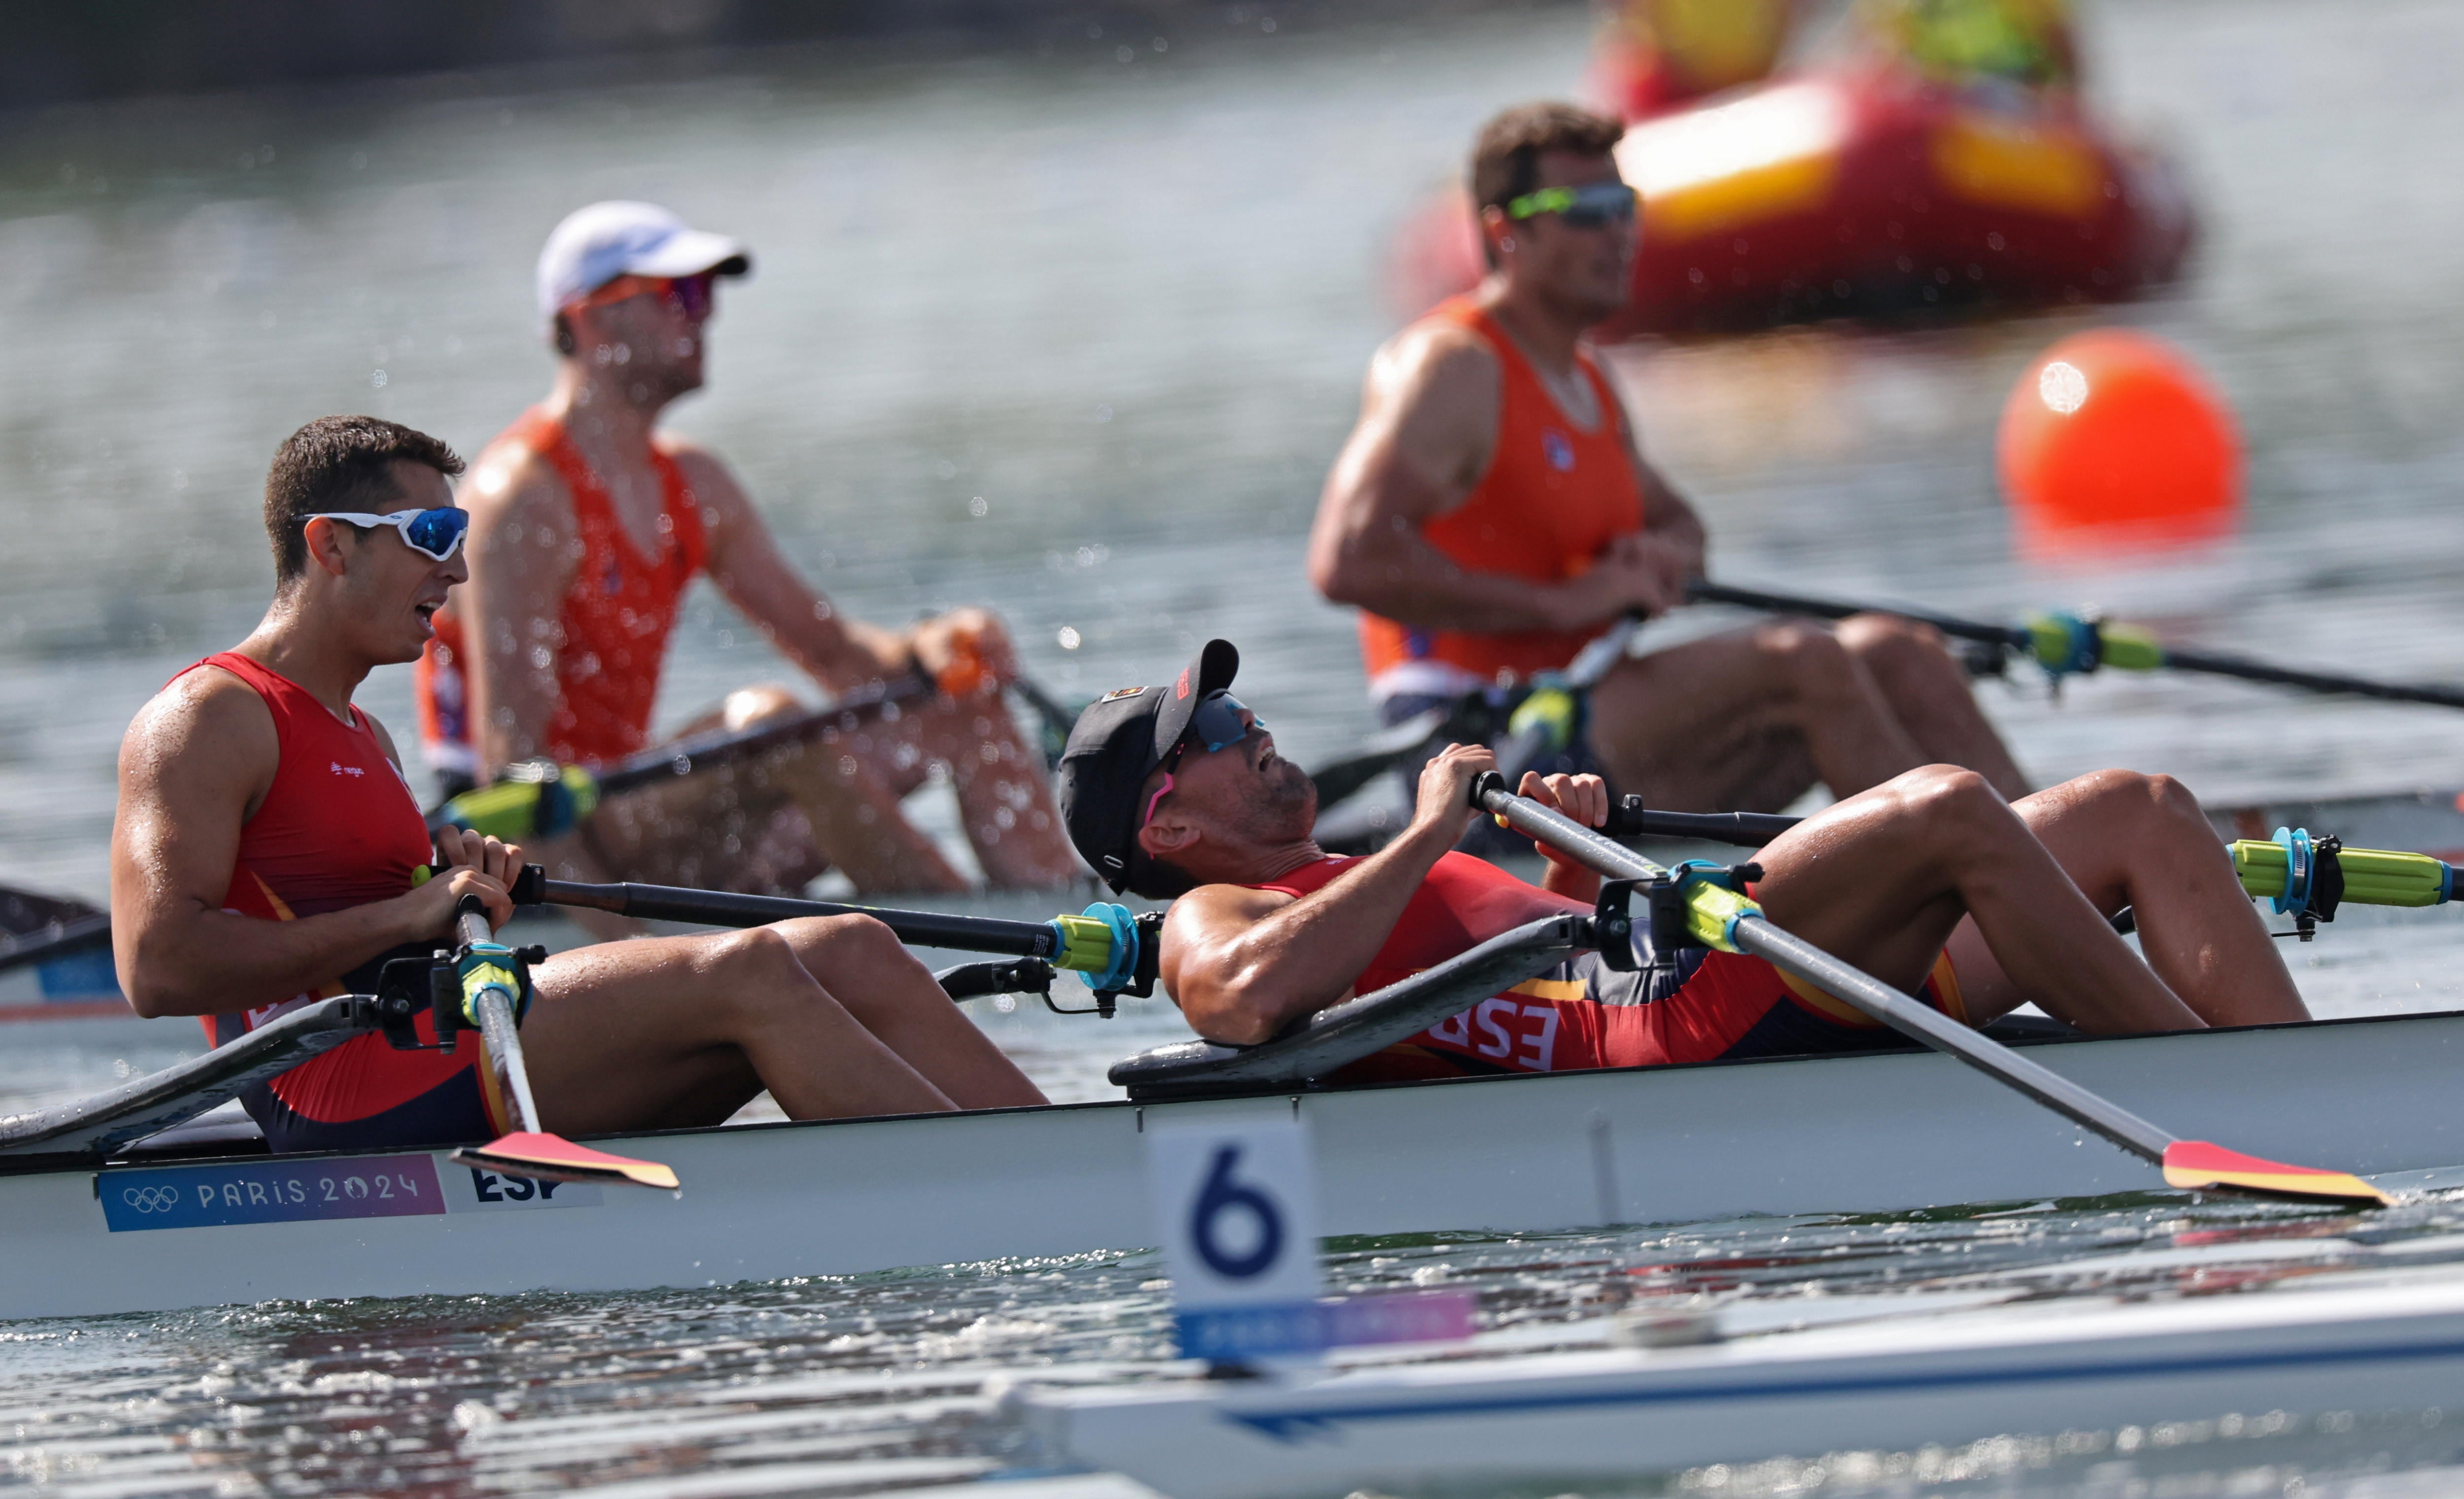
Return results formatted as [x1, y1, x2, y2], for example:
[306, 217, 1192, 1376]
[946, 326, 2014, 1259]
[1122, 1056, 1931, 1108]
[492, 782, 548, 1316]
[1056, 640, 2310, 1078]
[1310, 102, 2028, 816]
[112, 416, 1044, 1153]
[418, 201, 1077, 900]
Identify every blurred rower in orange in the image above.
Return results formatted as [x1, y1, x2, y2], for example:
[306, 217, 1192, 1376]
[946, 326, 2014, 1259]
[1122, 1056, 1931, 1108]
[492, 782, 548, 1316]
[1311, 104, 2028, 818]
[417, 202, 1078, 898]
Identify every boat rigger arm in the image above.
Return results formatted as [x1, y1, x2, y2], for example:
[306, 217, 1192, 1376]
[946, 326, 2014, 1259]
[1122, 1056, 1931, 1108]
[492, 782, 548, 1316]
[0, 994, 381, 1161]
[1108, 914, 1592, 1102]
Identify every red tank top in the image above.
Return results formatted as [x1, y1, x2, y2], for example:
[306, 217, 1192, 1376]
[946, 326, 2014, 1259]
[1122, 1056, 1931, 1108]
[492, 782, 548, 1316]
[1357, 296, 1648, 697]
[1244, 852, 1600, 1077]
[180, 652, 499, 1125]
[417, 407, 709, 773]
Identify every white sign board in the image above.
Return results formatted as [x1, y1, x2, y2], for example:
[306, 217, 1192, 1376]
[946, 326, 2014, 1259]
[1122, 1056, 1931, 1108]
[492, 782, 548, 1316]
[1146, 1119, 1323, 1360]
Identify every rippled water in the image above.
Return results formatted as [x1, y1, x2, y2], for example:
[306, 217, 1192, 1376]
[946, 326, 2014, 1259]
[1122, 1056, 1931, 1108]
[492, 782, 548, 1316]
[8, 0, 2464, 1494]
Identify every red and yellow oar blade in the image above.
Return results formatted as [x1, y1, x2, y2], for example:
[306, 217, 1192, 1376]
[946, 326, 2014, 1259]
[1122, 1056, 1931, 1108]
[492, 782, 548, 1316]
[451, 1131, 680, 1191]
[2161, 1140, 2390, 1207]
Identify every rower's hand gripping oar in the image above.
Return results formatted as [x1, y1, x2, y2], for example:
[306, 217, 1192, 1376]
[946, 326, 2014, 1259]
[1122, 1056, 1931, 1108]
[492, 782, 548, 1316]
[432, 894, 681, 1191]
[1468, 771, 2392, 1208]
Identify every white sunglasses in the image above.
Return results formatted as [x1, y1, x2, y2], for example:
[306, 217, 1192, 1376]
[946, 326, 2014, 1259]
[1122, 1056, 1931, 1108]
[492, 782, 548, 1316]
[306, 508, 472, 562]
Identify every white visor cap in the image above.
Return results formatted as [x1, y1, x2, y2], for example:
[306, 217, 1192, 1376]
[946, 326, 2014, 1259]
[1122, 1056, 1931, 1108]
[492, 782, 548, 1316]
[536, 200, 750, 334]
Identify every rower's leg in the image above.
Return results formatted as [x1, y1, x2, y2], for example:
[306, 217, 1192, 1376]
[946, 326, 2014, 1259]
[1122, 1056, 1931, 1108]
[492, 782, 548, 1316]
[520, 920, 969, 1134]
[1834, 613, 2029, 800]
[771, 914, 1047, 1109]
[1587, 622, 1927, 809]
[1752, 765, 2204, 1034]
[1941, 771, 2307, 1027]
[879, 691, 1081, 889]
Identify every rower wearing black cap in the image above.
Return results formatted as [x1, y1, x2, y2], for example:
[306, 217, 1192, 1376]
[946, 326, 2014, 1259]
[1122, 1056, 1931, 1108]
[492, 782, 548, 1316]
[1056, 639, 2308, 1077]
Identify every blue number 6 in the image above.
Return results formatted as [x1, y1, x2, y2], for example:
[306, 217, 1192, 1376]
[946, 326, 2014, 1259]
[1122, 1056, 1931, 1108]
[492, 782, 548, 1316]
[1191, 1143, 1284, 1279]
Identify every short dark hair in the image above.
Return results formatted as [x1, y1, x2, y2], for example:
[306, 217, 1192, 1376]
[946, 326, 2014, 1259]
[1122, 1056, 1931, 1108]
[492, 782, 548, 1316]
[263, 415, 464, 582]
[1470, 102, 1625, 271]
[1470, 101, 1626, 212]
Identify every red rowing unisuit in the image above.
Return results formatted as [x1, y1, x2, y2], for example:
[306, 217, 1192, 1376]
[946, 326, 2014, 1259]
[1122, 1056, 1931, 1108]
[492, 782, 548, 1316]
[1242, 852, 1965, 1082]
[1356, 295, 1648, 702]
[416, 407, 709, 777]
[185, 651, 509, 1150]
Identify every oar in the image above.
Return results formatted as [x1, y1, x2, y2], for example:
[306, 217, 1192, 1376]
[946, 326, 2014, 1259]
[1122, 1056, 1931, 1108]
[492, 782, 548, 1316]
[439, 895, 680, 1191]
[431, 672, 937, 841]
[1470, 771, 2390, 1207]
[505, 866, 1153, 996]
[1689, 579, 2464, 710]
[0, 890, 110, 977]
[1613, 796, 2461, 926]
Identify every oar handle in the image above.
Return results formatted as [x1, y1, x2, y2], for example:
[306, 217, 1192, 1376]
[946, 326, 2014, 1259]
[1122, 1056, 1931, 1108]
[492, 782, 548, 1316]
[1470, 773, 1755, 953]
[2231, 835, 2456, 909]
[1603, 799, 1799, 846]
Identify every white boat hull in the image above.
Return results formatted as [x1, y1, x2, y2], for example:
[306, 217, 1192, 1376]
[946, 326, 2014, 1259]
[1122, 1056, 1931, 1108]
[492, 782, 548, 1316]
[13, 1009, 2464, 1322]
[1016, 1272, 2464, 1499]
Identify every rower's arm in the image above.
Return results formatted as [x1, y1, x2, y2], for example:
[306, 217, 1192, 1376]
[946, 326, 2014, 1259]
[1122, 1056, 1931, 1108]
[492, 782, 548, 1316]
[108, 673, 491, 1018]
[1159, 744, 1488, 1046]
[459, 447, 581, 777]
[672, 447, 913, 693]
[1308, 326, 1683, 632]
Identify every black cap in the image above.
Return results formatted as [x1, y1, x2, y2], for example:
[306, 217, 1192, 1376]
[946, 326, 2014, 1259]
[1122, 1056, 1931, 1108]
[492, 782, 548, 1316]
[1057, 639, 1240, 893]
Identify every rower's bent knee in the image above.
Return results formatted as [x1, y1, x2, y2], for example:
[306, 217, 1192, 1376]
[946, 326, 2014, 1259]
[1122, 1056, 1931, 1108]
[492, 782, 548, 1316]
[1890, 763, 2004, 829]
[776, 912, 906, 968]
[1836, 612, 1952, 671]
[708, 924, 814, 987]
[2075, 768, 2207, 829]
[720, 683, 803, 732]
[1753, 620, 1855, 699]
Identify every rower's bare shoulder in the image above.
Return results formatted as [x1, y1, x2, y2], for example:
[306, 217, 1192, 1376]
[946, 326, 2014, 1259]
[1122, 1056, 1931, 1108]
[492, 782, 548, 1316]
[1162, 881, 1295, 944]
[120, 666, 275, 785]
[656, 439, 754, 520]
[1370, 319, 1500, 416]
[461, 437, 571, 529]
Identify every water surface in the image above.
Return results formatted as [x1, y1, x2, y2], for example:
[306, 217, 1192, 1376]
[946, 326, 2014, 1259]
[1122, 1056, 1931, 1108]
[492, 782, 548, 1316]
[7, 1, 2464, 1495]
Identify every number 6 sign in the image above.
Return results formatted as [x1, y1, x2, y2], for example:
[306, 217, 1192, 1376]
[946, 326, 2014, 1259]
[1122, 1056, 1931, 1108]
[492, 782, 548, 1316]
[1146, 1119, 1323, 1321]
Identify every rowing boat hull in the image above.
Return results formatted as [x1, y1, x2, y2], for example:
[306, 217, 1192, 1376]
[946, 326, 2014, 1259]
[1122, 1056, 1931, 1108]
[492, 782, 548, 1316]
[13, 1009, 2464, 1322]
[1018, 1273, 2464, 1498]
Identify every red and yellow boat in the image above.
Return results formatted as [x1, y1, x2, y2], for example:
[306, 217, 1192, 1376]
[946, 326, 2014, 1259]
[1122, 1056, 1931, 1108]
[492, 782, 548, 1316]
[1390, 66, 2194, 336]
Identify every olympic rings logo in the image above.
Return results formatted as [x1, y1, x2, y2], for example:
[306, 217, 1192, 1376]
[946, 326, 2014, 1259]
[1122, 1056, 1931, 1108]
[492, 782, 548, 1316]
[121, 1185, 182, 1214]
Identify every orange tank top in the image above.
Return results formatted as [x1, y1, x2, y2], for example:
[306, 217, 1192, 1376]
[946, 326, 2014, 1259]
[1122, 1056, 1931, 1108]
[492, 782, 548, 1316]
[417, 408, 709, 773]
[1357, 296, 1647, 698]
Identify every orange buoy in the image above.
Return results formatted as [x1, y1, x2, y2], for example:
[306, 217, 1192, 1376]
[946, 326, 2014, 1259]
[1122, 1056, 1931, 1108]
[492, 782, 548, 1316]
[1996, 329, 2241, 554]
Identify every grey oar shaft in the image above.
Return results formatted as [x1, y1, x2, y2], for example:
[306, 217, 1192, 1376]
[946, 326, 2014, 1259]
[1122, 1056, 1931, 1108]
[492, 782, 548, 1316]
[455, 907, 543, 1136]
[1724, 919, 2174, 1162]
[473, 988, 544, 1136]
[1476, 783, 2179, 1166]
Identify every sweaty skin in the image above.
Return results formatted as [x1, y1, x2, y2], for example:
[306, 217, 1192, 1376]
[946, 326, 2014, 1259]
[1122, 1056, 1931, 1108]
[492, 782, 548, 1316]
[458, 270, 1075, 902]
[1308, 146, 2028, 813]
[115, 459, 1043, 1131]
[1144, 706, 2305, 1049]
